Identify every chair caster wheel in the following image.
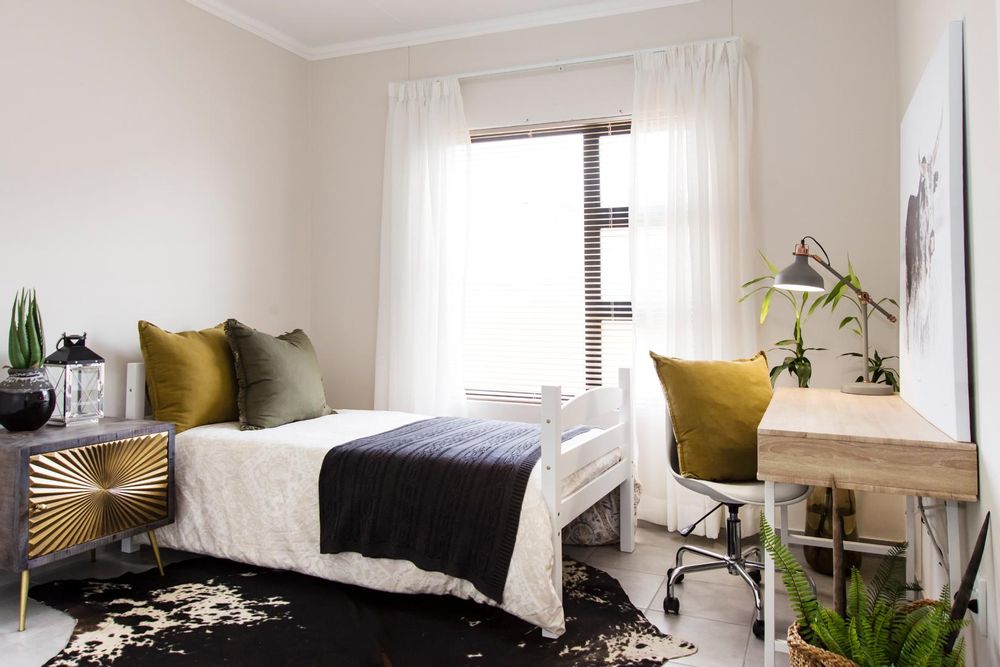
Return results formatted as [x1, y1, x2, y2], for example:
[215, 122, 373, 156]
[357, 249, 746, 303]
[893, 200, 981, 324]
[663, 596, 680, 615]
[667, 568, 685, 584]
[749, 569, 761, 585]
[752, 619, 765, 640]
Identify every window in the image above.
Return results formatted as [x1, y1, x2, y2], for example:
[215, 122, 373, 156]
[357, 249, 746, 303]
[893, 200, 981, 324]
[464, 120, 632, 402]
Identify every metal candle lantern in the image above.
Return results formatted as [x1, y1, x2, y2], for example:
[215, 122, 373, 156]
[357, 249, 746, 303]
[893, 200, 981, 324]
[44, 333, 105, 425]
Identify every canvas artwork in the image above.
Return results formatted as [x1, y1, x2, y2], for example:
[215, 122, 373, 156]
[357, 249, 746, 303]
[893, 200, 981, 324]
[899, 21, 971, 442]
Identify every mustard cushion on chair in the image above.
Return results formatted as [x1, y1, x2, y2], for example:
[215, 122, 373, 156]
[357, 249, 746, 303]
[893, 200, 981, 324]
[650, 351, 771, 482]
[138, 321, 239, 434]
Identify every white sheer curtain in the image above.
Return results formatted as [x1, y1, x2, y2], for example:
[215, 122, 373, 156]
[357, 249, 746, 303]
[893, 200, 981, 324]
[374, 79, 471, 416]
[629, 40, 758, 537]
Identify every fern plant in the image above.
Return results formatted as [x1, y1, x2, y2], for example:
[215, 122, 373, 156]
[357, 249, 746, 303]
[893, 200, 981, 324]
[7, 288, 45, 369]
[759, 515, 966, 666]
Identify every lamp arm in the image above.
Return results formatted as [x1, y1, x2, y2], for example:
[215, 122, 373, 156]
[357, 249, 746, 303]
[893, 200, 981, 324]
[809, 255, 898, 324]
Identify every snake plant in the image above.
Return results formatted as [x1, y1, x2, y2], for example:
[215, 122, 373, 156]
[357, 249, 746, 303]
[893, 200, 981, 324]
[7, 288, 46, 369]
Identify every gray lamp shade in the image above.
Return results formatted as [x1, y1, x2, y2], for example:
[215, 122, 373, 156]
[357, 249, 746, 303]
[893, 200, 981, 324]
[773, 255, 825, 292]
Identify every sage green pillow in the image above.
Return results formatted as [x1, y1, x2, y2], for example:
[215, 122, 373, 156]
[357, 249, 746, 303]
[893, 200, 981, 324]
[224, 319, 333, 430]
[650, 351, 771, 482]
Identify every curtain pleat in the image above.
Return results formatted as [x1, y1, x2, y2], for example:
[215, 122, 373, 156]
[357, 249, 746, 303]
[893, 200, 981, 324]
[629, 40, 759, 537]
[374, 79, 471, 416]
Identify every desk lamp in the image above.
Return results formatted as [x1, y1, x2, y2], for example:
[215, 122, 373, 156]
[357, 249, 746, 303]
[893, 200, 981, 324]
[773, 236, 897, 396]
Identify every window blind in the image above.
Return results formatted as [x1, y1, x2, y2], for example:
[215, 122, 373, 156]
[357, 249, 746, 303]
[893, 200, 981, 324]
[464, 119, 632, 402]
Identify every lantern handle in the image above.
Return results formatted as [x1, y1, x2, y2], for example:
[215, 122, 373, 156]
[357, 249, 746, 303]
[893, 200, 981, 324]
[56, 333, 87, 349]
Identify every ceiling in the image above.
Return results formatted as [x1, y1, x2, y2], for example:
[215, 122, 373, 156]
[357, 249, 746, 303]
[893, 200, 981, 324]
[187, 0, 698, 60]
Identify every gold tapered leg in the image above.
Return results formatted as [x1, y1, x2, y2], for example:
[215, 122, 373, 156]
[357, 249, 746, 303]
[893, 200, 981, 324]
[18, 570, 29, 632]
[148, 531, 164, 577]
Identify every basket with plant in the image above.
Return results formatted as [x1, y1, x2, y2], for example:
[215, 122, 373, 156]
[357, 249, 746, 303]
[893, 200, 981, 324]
[758, 497, 989, 667]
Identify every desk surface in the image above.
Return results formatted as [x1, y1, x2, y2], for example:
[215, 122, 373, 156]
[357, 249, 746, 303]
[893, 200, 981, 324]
[757, 388, 978, 501]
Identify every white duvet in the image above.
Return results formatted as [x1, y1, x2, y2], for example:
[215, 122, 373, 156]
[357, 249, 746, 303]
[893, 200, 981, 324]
[155, 410, 618, 635]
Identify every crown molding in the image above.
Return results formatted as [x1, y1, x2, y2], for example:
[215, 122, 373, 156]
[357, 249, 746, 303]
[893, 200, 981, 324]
[308, 0, 701, 60]
[186, 0, 313, 59]
[188, 0, 701, 62]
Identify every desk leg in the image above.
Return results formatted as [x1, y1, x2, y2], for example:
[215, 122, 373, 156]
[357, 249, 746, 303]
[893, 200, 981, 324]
[764, 480, 776, 667]
[946, 501, 962, 594]
[906, 496, 917, 598]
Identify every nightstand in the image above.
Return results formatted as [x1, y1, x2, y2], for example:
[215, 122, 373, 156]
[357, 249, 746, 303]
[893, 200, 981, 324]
[0, 419, 174, 631]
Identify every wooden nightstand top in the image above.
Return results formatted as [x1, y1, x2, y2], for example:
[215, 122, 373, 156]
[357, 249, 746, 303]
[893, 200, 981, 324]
[0, 419, 173, 455]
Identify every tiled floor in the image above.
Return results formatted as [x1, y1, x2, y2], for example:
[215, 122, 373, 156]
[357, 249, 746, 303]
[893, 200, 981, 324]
[568, 521, 804, 667]
[0, 522, 851, 666]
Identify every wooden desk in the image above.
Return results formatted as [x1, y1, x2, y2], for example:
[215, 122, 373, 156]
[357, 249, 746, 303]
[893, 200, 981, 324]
[757, 388, 978, 667]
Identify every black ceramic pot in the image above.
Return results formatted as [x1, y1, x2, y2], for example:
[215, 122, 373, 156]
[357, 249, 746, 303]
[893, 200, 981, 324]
[0, 368, 56, 431]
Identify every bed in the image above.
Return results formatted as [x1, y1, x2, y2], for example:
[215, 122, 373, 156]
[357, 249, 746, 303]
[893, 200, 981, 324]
[124, 364, 635, 637]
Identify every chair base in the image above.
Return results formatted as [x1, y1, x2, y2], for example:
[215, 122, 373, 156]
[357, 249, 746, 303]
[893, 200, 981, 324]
[664, 504, 766, 638]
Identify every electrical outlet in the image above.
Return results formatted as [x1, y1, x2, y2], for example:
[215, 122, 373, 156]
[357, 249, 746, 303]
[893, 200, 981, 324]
[973, 576, 989, 637]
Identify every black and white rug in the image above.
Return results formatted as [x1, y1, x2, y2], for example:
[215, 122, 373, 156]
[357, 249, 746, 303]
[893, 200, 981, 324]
[32, 557, 696, 666]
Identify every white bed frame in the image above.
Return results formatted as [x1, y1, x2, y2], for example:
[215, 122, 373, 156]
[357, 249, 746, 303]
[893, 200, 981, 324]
[540, 367, 635, 636]
[124, 362, 636, 637]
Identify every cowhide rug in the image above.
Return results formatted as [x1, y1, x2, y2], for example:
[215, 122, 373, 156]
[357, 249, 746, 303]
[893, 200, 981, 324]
[31, 557, 696, 666]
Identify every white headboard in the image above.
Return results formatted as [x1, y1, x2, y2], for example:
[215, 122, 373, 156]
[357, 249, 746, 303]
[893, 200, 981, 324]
[125, 362, 147, 420]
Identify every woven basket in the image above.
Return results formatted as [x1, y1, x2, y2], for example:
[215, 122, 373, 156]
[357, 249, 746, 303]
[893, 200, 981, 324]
[787, 623, 858, 667]
[787, 601, 940, 667]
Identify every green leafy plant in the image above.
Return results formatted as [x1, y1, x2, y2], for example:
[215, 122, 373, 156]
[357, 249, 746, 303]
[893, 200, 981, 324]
[843, 349, 900, 392]
[7, 289, 46, 369]
[760, 515, 966, 666]
[740, 253, 826, 387]
[821, 262, 900, 391]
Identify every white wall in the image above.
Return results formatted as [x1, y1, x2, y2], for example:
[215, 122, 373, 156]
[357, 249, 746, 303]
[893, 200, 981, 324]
[308, 0, 904, 539]
[0, 0, 311, 416]
[0, 0, 910, 542]
[896, 0, 1000, 660]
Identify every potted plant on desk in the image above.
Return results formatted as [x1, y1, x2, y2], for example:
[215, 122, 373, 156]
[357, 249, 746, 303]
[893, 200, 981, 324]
[740, 252, 827, 388]
[819, 262, 901, 392]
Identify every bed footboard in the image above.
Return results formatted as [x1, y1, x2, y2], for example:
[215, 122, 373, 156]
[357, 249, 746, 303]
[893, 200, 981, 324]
[539, 367, 634, 638]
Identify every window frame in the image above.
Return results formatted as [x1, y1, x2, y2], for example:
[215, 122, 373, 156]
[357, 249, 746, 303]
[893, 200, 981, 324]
[466, 119, 632, 403]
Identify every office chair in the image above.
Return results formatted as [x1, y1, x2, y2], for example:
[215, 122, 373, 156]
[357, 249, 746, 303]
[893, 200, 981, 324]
[664, 428, 811, 639]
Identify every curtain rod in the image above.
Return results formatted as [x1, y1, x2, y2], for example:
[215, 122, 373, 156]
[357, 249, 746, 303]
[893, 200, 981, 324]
[417, 35, 740, 84]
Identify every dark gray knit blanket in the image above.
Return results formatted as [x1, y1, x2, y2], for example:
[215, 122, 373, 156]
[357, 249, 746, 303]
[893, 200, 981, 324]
[318, 416, 586, 603]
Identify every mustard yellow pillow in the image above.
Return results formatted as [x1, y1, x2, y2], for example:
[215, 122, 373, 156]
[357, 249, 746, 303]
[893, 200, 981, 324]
[138, 321, 238, 433]
[650, 351, 771, 482]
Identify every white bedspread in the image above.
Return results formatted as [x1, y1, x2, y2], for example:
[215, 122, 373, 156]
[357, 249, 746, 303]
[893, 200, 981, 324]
[155, 410, 618, 635]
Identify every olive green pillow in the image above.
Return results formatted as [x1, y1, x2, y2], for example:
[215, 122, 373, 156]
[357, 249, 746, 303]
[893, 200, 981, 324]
[138, 321, 238, 434]
[224, 319, 333, 430]
[650, 351, 772, 482]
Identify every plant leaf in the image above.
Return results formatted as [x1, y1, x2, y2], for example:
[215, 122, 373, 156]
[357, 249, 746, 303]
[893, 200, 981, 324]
[16, 290, 30, 369]
[760, 288, 775, 324]
[839, 316, 860, 331]
[760, 516, 822, 644]
[759, 250, 779, 275]
[741, 275, 770, 289]
[32, 293, 45, 364]
[738, 285, 770, 303]
[8, 296, 23, 369]
[26, 291, 40, 368]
